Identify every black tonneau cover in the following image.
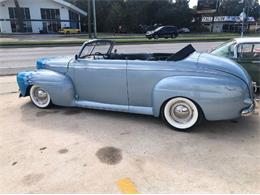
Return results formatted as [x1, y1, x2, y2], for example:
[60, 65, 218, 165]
[167, 44, 196, 61]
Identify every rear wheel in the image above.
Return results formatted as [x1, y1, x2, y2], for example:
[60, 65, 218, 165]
[161, 97, 202, 131]
[30, 85, 52, 108]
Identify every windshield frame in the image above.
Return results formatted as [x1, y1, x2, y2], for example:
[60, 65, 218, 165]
[210, 40, 236, 58]
[78, 40, 114, 59]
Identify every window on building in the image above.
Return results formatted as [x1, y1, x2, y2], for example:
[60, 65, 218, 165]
[40, 8, 61, 32]
[8, 7, 15, 19]
[69, 10, 79, 29]
[8, 7, 32, 32]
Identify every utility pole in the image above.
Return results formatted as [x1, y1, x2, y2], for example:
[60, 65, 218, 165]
[88, 0, 92, 38]
[241, 7, 245, 37]
[92, 0, 97, 38]
[211, 0, 220, 33]
[211, 15, 215, 32]
[239, 0, 248, 37]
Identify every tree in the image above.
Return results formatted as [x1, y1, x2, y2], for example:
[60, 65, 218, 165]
[66, 0, 194, 33]
[218, 0, 260, 19]
[13, 0, 24, 32]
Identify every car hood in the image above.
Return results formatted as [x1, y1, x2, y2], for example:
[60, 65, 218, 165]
[36, 56, 73, 73]
[197, 53, 252, 85]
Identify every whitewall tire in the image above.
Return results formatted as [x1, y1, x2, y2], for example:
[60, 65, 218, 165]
[162, 97, 201, 131]
[30, 85, 51, 108]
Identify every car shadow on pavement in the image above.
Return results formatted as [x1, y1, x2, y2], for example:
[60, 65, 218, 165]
[19, 100, 259, 141]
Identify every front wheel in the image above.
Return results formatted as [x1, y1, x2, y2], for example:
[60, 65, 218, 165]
[161, 97, 202, 131]
[30, 85, 52, 108]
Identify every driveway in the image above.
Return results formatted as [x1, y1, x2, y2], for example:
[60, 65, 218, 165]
[0, 76, 259, 193]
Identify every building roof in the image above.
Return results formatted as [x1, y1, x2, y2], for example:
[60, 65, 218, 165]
[234, 37, 260, 44]
[0, 0, 87, 16]
[53, 0, 87, 16]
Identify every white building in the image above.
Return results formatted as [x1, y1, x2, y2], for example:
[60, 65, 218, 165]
[0, 0, 87, 33]
[201, 16, 256, 33]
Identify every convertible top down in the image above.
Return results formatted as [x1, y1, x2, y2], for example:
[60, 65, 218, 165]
[17, 39, 255, 131]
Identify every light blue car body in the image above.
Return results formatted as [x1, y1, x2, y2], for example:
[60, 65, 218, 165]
[17, 40, 255, 121]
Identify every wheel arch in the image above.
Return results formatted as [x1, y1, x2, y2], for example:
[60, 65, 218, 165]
[152, 75, 247, 121]
[17, 70, 75, 106]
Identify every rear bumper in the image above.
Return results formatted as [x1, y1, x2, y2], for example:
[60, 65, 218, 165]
[241, 102, 255, 116]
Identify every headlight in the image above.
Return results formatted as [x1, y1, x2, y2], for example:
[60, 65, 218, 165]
[146, 31, 153, 35]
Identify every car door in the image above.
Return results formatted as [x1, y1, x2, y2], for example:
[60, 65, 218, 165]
[70, 42, 128, 106]
[161, 27, 168, 37]
[157, 27, 165, 37]
[73, 58, 128, 105]
[236, 43, 260, 86]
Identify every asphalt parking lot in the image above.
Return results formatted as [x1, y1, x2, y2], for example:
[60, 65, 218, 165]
[0, 76, 259, 193]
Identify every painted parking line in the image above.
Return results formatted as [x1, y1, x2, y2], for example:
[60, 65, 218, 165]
[116, 178, 139, 194]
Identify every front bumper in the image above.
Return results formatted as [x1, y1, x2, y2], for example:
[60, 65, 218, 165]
[241, 102, 255, 116]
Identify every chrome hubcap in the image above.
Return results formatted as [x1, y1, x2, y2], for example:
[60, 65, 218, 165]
[33, 87, 49, 105]
[170, 102, 193, 124]
[37, 89, 47, 99]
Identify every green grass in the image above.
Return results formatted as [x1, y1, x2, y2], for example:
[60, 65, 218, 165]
[0, 33, 259, 47]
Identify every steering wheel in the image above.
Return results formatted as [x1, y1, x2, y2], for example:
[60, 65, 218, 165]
[94, 52, 106, 59]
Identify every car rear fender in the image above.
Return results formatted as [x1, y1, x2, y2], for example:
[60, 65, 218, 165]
[152, 75, 250, 120]
[17, 69, 75, 106]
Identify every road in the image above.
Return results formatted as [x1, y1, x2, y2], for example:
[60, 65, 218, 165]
[0, 41, 223, 75]
[0, 76, 259, 193]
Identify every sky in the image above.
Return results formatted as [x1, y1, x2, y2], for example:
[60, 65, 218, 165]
[189, 0, 198, 8]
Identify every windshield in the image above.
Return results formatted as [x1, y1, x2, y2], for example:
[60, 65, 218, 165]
[79, 41, 112, 58]
[211, 40, 236, 58]
[154, 27, 163, 31]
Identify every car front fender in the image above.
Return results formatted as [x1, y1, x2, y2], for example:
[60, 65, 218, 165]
[17, 69, 75, 106]
[152, 75, 250, 120]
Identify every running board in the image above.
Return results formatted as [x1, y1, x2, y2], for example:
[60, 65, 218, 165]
[74, 100, 153, 115]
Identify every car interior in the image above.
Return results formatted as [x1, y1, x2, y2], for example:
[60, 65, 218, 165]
[79, 41, 196, 62]
[107, 44, 196, 61]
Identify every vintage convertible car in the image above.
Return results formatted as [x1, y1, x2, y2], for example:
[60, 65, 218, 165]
[17, 39, 256, 131]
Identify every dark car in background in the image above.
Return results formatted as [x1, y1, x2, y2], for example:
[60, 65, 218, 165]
[145, 26, 178, 39]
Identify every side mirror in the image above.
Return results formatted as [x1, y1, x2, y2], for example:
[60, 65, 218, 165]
[75, 54, 78, 60]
